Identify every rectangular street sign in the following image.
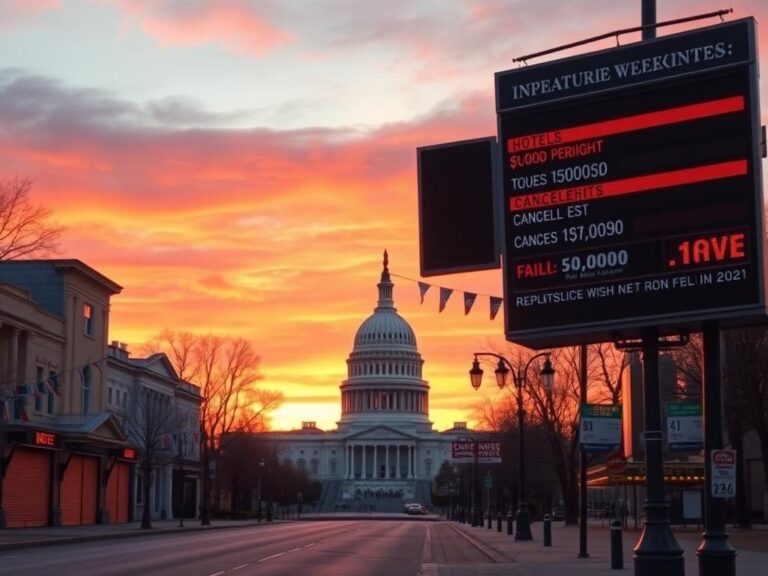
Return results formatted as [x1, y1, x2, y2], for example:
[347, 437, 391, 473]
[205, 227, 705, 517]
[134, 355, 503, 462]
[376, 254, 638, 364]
[496, 18, 765, 348]
[666, 401, 703, 451]
[710, 449, 737, 498]
[580, 403, 622, 453]
[451, 440, 502, 463]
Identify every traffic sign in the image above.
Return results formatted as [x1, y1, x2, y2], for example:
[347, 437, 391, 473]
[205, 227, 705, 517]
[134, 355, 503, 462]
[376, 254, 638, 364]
[666, 401, 703, 451]
[580, 403, 622, 453]
[710, 449, 737, 498]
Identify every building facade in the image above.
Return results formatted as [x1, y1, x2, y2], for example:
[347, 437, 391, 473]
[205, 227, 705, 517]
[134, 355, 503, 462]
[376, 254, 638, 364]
[0, 260, 131, 527]
[0, 259, 201, 527]
[106, 343, 202, 523]
[267, 253, 468, 511]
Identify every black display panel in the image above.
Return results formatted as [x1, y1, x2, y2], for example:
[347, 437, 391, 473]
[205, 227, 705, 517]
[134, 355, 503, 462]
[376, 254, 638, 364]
[417, 137, 500, 276]
[496, 18, 765, 347]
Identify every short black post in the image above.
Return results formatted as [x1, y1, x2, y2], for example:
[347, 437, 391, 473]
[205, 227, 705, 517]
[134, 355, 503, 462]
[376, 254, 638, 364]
[611, 519, 624, 569]
[497, 513, 502, 532]
[507, 511, 513, 535]
[543, 514, 552, 547]
[487, 512, 492, 529]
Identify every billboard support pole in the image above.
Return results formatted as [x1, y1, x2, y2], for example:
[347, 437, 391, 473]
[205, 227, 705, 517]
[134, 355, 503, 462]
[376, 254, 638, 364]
[633, 326, 684, 576]
[578, 344, 589, 557]
[697, 321, 736, 576]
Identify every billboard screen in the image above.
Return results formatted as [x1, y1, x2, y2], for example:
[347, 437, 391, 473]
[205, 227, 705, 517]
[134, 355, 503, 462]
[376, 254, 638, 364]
[496, 19, 765, 347]
[417, 137, 501, 276]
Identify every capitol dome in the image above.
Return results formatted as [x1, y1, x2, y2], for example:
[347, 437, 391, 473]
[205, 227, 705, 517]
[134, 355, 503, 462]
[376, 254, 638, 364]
[338, 252, 430, 429]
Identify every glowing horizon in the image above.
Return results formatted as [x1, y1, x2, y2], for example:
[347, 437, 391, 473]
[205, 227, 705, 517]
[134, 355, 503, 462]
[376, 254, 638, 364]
[2, 0, 766, 432]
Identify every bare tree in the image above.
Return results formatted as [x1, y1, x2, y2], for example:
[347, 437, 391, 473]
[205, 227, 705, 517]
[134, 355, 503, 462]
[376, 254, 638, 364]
[144, 331, 283, 524]
[0, 177, 62, 260]
[122, 387, 180, 529]
[472, 343, 627, 525]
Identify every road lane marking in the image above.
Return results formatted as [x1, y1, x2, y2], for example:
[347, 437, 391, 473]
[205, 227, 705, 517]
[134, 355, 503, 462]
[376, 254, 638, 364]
[207, 572, 225, 576]
[303, 543, 316, 549]
[287, 547, 302, 553]
[233, 565, 249, 571]
[257, 552, 285, 563]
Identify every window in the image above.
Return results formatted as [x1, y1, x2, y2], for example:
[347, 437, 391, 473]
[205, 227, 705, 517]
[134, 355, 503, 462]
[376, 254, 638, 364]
[83, 303, 93, 336]
[108, 387, 113, 406]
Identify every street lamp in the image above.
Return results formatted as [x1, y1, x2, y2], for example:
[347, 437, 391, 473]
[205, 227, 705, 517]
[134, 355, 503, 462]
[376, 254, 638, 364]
[257, 458, 265, 522]
[469, 351, 554, 541]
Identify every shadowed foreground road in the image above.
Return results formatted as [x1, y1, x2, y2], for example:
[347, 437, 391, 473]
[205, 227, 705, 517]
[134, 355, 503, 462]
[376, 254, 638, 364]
[0, 520, 492, 576]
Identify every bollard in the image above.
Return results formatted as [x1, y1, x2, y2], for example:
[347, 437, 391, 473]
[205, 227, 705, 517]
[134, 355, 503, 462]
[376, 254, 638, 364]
[487, 512, 492, 529]
[497, 513, 502, 532]
[610, 519, 623, 569]
[543, 514, 552, 547]
[507, 511, 513, 535]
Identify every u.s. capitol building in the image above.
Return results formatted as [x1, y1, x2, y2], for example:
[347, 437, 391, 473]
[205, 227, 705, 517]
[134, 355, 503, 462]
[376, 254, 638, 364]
[267, 252, 471, 510]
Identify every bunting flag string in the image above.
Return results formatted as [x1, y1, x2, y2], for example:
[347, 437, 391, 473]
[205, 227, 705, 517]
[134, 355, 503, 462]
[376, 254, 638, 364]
[391, 273, 504, 319]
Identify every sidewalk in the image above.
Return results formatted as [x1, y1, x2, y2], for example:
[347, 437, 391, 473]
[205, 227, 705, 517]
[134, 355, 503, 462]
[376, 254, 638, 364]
[0, 518, 274, 551]
[445, 519, 768, 576]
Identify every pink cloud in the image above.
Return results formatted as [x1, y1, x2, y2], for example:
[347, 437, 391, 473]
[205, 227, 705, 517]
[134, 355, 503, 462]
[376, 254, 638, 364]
[112, 0, 292, 57]
[0, 0, 58, 28]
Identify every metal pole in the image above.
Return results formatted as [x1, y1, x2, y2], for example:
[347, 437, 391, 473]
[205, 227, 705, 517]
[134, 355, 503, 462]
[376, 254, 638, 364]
[697, 321, 736, 575]
[642, 0, 656, 39]
[633, 327, 684, 576]
[578, 343, 589, 557]
[515, 377, 532, 540]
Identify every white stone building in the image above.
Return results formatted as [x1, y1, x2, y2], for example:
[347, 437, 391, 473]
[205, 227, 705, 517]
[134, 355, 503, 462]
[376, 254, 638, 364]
[268, 253, 468, 511]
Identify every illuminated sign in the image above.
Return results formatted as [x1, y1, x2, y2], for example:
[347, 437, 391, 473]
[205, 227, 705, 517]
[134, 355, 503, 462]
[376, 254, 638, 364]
[496, 18, 764, 347]
[34, 431, 57, 448]
[122, 448, 137, 460]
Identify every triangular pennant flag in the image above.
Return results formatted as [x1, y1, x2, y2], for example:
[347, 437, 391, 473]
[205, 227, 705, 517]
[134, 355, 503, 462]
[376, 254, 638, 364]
[20, 406, 30, 422]
[1, 399, 9, 421]
[418, 282, 431, 304]
[464, 292, 477, 316]
[490, 296, 503, 320]
[439, 287, 453, 313]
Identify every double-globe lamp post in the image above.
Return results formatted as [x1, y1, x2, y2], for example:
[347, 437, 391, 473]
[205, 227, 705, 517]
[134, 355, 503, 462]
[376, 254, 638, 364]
[469, 352, 554, 541]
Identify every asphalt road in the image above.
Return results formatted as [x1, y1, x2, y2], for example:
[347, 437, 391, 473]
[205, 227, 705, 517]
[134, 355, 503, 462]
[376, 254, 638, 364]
[0, 520, 496, 576]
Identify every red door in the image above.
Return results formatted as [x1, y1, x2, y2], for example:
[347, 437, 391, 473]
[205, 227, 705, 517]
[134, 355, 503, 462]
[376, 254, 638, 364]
[105, 461, 131, 523]
[60, 454, 99, 525]
[2, 447, 51, 527]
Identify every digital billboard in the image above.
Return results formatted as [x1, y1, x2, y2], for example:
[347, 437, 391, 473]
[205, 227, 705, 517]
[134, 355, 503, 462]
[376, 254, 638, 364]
[496, 18, 765, 347]
[417, 137, 501, 276]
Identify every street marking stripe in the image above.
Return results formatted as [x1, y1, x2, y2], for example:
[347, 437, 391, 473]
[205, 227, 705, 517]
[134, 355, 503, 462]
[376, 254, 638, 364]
[258, 552, 285, 563]
[233, 565, 249, 571]
[287, 547, 302, 553]
[303, 543, 316, 549]
[208, 572, 225, 576]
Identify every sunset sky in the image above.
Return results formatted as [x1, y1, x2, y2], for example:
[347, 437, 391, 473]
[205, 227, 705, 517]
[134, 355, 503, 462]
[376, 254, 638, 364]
[2, 0, 767, 431]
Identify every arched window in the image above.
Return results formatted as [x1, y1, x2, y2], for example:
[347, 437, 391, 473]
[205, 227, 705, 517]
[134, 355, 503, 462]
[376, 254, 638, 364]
[310, 459, 319, 475]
